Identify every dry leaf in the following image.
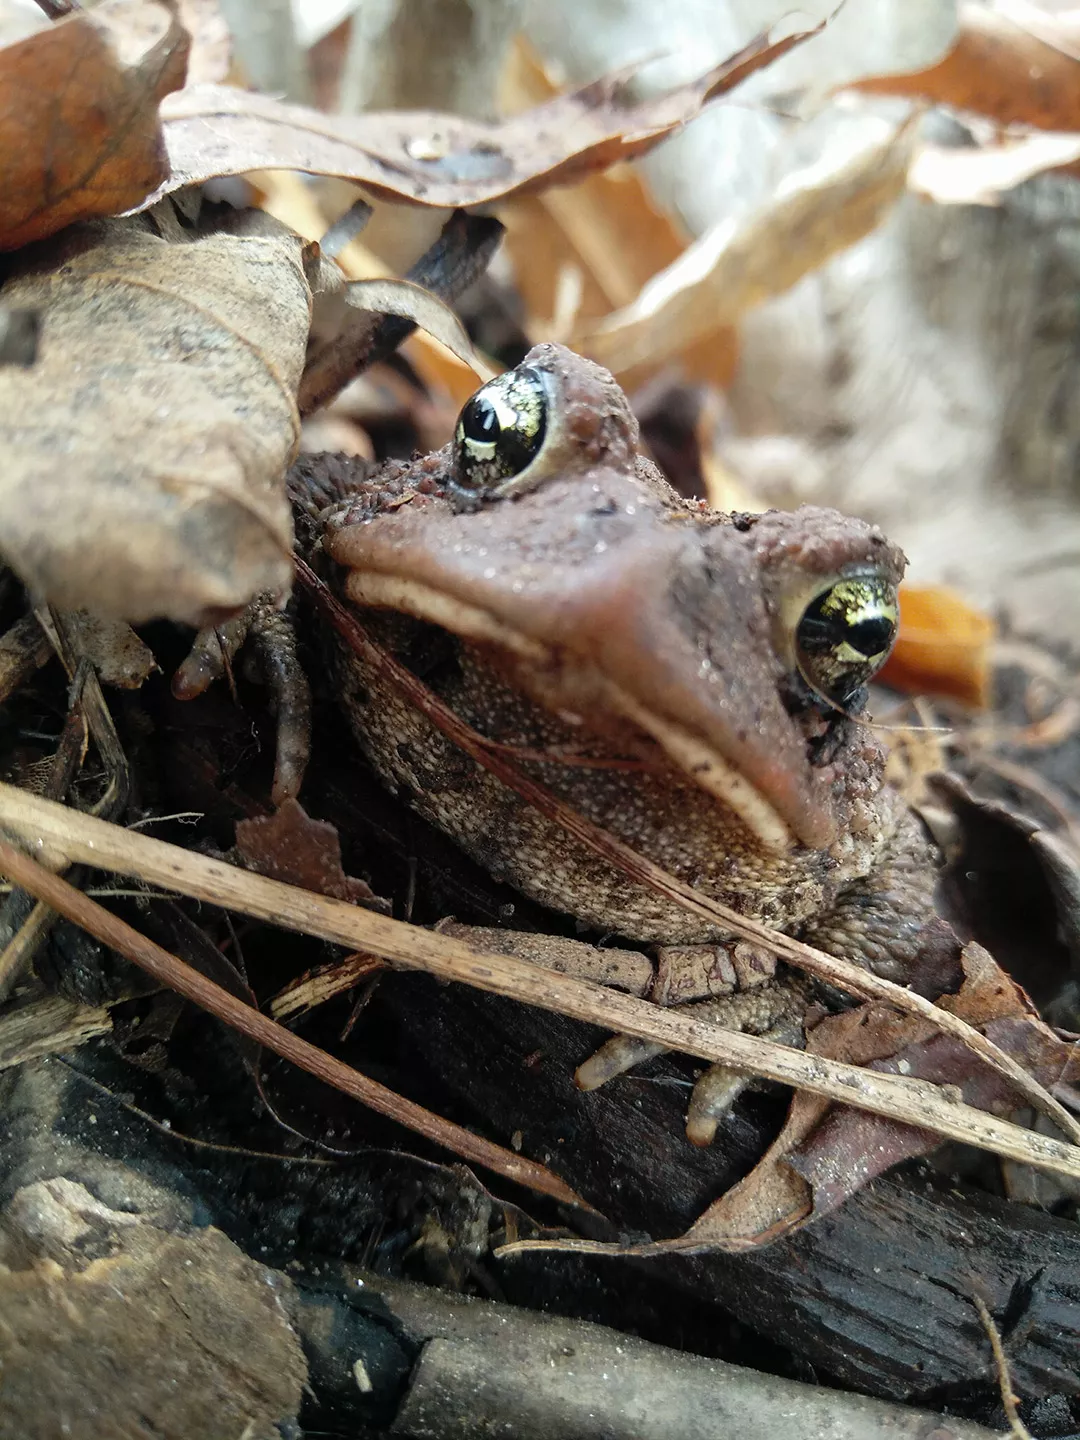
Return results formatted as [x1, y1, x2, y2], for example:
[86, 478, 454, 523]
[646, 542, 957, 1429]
[497, 37, 739, 389]
[0, 0, 189, 251]
[647, 943, 1079, 1253]
[498, 39, 688, 316]
[138, 25, 821, 211]
[847, 2, 1080, 132]
[576, 118, 917, 375]
[0, 211, 311, 626]
[298, 211, 502, 416]
[57, 612, 157, 690]
[879, 583, 996, 708]
[236, 799, 388, 911]
[910, 131, 1080, 204]
[327, 277, 495, 379]
[257, 167, 496, 410]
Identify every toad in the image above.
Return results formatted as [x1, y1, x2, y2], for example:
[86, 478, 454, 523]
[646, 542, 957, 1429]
[184, 344, 945, 1144]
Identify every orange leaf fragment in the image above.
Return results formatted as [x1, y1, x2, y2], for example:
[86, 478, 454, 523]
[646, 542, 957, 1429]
[847, 3, 1080, 133]
[0, 0, 189, 251]
[879, 583, 996, 709]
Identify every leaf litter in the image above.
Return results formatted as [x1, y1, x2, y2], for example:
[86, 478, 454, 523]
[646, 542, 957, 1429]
[0, 1, 1077, 1268]
[0, 208, 308, 625]
[138, 23, 822, 211]
[0, 0, 189, 251]
[576, 116, 918, 374]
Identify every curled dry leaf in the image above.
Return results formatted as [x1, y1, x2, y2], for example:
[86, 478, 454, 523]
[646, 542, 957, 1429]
[720, 942, 1080, 1248]
[575, 118, 917, 374]
[299, 210, 504, 417]
[340, 279, 496, 383]
[138, 25, 821, 211]
[879, 584, 996, 708]
[0, 211, 311, 626]
[847, 2, 1080, 132]
[0, 0, 189, 251]
[302, 272, 497, 419]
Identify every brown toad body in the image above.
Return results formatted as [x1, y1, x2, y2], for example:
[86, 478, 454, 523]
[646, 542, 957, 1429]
[293, 344, 944, 1141]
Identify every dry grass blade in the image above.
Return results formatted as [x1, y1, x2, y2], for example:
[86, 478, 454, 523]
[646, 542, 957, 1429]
[972, 1295, 1034, 1440]
[2, 785, 1080, 1189]
[298, 562, 1080, 1150]
[0, 835, 591, 1214]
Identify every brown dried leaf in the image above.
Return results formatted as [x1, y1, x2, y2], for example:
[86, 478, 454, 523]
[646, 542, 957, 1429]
[847, 2, 1080, 131]
[0, 0, 189, 251]
[0, 211, 310, 626]
[576, 118, 917, 375]
[678, 942, 1079, 1252]
[140, 24, 821, 210]
[236, 799, 388, 911]
[58, 612, 157, 690]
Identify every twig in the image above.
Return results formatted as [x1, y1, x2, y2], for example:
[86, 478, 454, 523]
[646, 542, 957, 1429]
[0, 834, 592, 1215]
[297, 559, 1080, 1149]
[58, 1060, 337, 1167]
[32, 1, 79, 18]
[298, 211, 504, 417]
[2, 789, 1080, 1187]
[0, 991, 112, 1070]
[0, 700, 87, 1003]
[971, 1295, 1033, 1440]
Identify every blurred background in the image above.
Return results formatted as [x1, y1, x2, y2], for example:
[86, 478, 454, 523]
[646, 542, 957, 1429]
[208, 0, 1080, 654]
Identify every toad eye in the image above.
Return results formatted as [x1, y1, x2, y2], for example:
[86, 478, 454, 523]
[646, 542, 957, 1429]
[452, 366, 548, 501]
[794, 575, 899, 706]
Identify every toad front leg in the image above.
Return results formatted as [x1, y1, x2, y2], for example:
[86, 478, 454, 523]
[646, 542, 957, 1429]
[576, 968, 809, 1147]
[575, 809, 948, 1146]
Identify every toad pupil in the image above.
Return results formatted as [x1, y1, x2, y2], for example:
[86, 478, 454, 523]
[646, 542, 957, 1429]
[461, 396, 500, 444]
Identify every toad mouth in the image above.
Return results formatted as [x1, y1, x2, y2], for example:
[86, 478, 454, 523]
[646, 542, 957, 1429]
[343, 569, 800, 856]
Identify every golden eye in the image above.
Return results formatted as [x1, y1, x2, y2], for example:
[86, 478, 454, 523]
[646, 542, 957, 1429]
[452, 366, 548, 500]
[795, 575, 899, 706]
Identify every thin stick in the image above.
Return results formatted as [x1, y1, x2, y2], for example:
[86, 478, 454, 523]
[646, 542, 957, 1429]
[2, 789, 1080, 1185]
[297, 560, 1080, 1148]
[971, 1295, 1033, 1440]
[0, 835, 591, 1214]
